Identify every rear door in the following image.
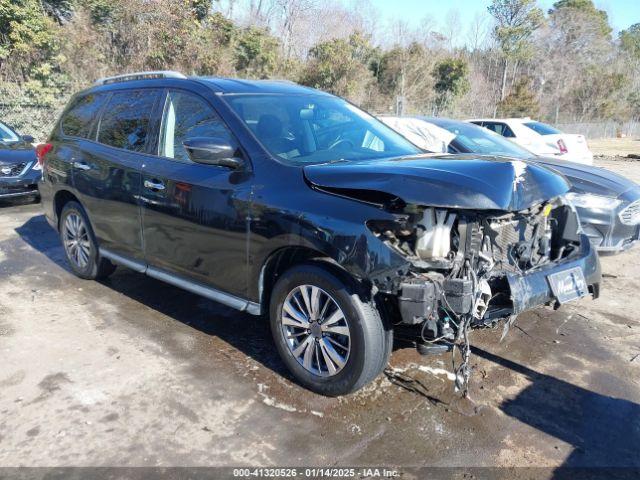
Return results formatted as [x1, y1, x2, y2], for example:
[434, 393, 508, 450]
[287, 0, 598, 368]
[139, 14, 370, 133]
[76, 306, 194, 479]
[51, 92, 110, 211]
[74, 88, 161, 260]
[140, 89, 252, 298]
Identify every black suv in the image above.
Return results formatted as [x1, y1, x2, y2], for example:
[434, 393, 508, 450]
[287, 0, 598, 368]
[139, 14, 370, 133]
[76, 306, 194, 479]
[39, 71, 601, 396]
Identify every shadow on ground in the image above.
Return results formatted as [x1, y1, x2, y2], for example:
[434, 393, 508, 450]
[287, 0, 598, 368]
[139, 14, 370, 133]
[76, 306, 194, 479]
[0, 196, 39, 208]
[14, 214, 292, 381]
[474, 346, 640, 470]
[12, 214, 69, 271]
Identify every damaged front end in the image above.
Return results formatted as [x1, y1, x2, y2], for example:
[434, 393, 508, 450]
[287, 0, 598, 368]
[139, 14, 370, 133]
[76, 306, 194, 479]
[368, 198, 600, 394]
[304, 155, 601, 395]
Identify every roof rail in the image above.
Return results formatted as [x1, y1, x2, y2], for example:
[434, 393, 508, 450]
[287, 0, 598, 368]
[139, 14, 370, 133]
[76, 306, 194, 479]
[257, 78, 296, 84]
[93, 71, 187, 86]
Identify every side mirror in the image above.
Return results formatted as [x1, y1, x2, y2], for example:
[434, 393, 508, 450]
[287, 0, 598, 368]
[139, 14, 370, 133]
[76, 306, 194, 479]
[183, 137, 244, 169]
[22, 135, 35, 144]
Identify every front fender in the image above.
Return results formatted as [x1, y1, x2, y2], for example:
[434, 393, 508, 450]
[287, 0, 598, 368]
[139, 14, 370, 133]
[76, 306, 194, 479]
[247, 188, 411, 302]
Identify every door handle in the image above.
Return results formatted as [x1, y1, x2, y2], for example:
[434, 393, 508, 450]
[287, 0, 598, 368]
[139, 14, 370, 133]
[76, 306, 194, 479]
[144, 179, 165, 191]
[73, 161, 91, 171]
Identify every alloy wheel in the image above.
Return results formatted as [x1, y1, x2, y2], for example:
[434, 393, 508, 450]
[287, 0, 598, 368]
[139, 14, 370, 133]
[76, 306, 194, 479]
[63, 212, 91, 269]
[281, 285, 351, 377]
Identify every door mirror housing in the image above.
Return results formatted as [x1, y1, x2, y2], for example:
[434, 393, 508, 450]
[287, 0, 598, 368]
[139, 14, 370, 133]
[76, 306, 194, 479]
[183, 137, 244, 169]
[22, 135, 35, 144]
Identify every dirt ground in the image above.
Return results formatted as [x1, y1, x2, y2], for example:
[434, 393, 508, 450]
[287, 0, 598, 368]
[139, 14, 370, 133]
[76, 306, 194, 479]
[0, 157, 639, 473]
[588, 137, 640, 158]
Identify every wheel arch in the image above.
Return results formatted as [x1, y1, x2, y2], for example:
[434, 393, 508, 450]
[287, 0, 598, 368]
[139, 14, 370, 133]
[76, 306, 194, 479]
[53, 189, 81, 229]
[257, 246, 371, 316]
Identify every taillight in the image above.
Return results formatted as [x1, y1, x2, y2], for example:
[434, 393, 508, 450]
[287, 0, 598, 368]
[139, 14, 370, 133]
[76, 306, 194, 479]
[557, 139, 568, 154]
[35, 143, 53, 166]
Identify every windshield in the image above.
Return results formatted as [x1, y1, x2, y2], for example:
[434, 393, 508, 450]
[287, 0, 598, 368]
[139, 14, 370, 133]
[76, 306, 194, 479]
[224, 94, 420, 165]
[440, 122, 536, 159]
[0, 122, 20, 143]
[523, 121, 561, 136]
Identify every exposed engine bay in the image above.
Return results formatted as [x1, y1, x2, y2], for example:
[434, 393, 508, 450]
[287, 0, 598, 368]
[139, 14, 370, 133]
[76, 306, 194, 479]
[368, 197, 584, 395]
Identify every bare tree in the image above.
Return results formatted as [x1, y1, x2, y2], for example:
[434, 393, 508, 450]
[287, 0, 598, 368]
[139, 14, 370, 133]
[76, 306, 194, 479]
[466, 12, 491, 53]
[443, 8, 462, 52]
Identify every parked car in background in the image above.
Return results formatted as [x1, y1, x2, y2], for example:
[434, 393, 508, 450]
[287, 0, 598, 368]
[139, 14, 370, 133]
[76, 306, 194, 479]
[0, 121, 41, 202]
[376, 116, 453, 153]
[380, 116, 639, 253]
[468, 117, 594, 165]
[39, 72, 600, 396]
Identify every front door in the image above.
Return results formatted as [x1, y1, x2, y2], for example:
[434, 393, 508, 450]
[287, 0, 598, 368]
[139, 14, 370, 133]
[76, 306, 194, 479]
[140, 89, 252, 298]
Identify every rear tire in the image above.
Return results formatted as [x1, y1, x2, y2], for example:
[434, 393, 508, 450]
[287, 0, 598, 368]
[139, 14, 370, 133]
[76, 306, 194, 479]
[269, 264, 390, 396]
[59, 201, 116, 280]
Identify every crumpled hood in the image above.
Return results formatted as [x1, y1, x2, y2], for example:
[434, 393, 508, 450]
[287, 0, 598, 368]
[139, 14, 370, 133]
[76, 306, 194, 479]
[533, 157, 637, 198]
[0, 142, 36, 165]
[304, 154, 570, 211]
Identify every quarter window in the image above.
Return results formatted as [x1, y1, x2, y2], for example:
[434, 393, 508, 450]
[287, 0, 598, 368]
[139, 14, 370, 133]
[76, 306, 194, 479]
[160, 91, 233, 162]
[61, 93, 108, 138]
[97, 90, 160, 152]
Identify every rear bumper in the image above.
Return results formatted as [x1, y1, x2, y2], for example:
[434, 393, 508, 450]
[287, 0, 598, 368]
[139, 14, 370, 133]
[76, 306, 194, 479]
[507, 234, 601, 314]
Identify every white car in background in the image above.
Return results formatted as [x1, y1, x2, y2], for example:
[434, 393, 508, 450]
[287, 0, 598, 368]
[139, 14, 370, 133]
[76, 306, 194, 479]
[468, 118, 594, 165]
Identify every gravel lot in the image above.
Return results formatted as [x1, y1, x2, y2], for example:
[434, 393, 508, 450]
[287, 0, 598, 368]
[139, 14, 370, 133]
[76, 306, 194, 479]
[0, 157, 639, 471]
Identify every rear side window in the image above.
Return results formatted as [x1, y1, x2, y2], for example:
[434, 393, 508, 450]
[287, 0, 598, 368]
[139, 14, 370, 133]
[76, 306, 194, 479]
[61, 93, 108, 138]
[160, 90, 233, 162]
[483, 122, 515, 138]
[97, 89, 160, 152]
[523, 121, 561, 136]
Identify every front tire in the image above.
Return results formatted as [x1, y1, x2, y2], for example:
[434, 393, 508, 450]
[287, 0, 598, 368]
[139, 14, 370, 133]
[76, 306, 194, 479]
[269, 264, 390, 396]
[59, 201, 116, 280]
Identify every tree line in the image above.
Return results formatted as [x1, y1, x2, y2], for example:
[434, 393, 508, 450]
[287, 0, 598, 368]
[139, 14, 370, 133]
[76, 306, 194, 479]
[1, 0, 639, 137]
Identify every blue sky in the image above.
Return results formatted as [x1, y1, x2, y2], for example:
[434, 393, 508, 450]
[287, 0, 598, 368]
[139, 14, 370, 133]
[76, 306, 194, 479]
[370, 0, 639, 35]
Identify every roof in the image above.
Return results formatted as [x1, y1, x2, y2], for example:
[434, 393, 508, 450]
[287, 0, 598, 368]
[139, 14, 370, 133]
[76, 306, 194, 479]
[197, 77, 327, 95]
[467, 118, 533, 123]
[83, 71, 328, 97]
[413, 116, 466, 129]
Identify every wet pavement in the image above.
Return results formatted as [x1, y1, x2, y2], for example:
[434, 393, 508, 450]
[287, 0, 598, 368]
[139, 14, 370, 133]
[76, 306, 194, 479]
[1, 165, 639, 470]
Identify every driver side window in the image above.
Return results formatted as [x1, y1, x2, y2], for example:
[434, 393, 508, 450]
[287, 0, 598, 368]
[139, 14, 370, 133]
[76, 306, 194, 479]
[312, 109, 385, 152]
[160, 91, 233, 162]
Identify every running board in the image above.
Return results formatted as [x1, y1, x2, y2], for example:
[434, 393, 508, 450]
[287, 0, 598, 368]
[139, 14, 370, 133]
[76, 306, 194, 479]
[99, 248, 261, 315]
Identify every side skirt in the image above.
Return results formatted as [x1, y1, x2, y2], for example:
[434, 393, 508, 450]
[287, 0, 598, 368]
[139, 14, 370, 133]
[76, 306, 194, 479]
[99, 248, 261, 315]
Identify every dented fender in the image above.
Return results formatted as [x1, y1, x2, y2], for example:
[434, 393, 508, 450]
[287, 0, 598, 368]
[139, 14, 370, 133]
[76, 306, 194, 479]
[247, 168, 412, 303]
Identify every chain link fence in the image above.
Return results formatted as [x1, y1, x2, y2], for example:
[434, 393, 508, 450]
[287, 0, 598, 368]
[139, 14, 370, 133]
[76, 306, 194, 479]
[554, 121, 640, 140]
[0, 102, 68, 142]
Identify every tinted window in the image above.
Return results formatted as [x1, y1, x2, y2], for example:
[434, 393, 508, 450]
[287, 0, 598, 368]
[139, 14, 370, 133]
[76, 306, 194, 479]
[483, 122, 515, 138]
[441, 122, 536, 158]
[225, 94, 420, 165]
[160, 91, 233, 162]
[98, 90, 160, 151]
[61, 93, 108, 138]
[523, 121, 561, 136]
